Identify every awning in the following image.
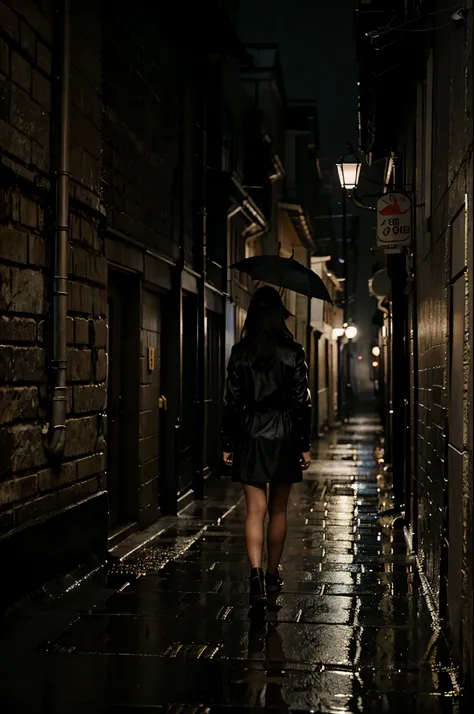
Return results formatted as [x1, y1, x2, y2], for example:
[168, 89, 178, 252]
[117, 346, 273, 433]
[229, 176, 268, 233]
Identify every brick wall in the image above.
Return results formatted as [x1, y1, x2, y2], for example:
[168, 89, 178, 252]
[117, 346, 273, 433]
[0, 0, 270, 607]
[415, 235, 448, 591]
[0, 0, 106, 589]
[412, 10, 473, 685]
[101, 7, 183, 262]
[357, 0, 473, 686]
[100, 4, 197, 523]
[0, 0, 52, 527]
[66, 0, 106, 495]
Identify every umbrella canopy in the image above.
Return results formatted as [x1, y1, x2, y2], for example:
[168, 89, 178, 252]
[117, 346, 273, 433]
[230, 255, 334, 304]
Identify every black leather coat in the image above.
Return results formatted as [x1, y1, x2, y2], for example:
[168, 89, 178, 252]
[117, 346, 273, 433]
[222, 338, 311, 485]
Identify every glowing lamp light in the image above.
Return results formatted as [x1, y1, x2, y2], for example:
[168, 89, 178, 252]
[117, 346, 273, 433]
[372, 345, 381, 357]
[358, 355, 363, 361]
[336, 154, 362, 190]
[372, 361, 379, 368]
[345, 325, 358, 340]
[332, 327, 345, 340]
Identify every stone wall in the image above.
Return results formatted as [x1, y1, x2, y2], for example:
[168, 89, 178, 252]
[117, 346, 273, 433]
[0, 0, 105, 536]
[0, 0, 108, 609]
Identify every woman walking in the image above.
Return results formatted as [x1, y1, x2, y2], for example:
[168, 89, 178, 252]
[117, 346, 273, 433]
[222, 286, 312, 605]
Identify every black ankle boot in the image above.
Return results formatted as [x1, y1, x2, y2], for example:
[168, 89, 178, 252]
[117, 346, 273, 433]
[265, 569, 283, 593]
[249, 567, 267, 605]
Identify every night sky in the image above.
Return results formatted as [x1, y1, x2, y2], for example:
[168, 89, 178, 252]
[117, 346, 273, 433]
[238, 0, 359, 157]
[238, 0, 376, 392]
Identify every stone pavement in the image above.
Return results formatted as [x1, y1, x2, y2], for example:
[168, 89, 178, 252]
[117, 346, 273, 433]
[0, 415, 462, 713]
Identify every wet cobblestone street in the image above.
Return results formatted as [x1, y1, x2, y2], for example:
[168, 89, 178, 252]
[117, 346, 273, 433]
[0, 415, 462, 713]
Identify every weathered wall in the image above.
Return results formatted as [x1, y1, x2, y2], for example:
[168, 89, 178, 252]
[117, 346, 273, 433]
[0, 0, 194, 600]
[0, 0, 107, 607]
[100, 4, 186, 526]
[101, 6, 186, 264]
[0, 0, 292, 608]
[416, 235, 448, 591]
[0, 0, 105, 526]
[412, 8, 473, 686]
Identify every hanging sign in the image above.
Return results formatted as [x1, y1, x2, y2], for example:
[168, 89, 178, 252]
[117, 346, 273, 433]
[376, 192, 412, 250]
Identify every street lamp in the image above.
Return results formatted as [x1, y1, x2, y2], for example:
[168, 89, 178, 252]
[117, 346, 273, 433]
[372, 345, 381, 357]
[336, 152, 362, 191]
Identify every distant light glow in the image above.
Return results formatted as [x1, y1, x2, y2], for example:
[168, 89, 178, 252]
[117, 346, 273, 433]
[345, 325, 358, 340]
[372, 361, 379, 368]
[372, 346, 381, 357]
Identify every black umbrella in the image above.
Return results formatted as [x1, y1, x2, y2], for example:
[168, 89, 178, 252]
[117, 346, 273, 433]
[230, 255, 333, 304]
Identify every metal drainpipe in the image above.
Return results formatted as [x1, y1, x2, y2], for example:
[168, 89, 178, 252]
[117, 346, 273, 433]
[44, 0, 71, 458]
[306, 249, 312, 383]
[341, 186, 349, 422]
[194, 55, 207, 500]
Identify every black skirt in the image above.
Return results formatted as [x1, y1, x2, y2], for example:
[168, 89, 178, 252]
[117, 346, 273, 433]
[231, 409, 303, 485]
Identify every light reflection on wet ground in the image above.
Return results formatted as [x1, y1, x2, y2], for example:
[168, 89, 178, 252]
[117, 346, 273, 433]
[0, 414, 462, 712]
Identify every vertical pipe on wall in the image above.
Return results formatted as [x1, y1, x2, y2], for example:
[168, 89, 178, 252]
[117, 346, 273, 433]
[409, 125, 419, 550]
[45, 0, 71, 459]
[165, 46, 186, 516]
[194, 55, 208, 500]
[388, 252, 408, 510]
[386, 305, 393, 466]
[160, 39, 188, 516]
[306, 249, 312, 382]
[342, 187, 348, 421]
[342, 188, 348, 319]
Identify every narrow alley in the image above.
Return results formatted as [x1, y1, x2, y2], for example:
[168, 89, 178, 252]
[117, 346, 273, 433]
[0, 0, 472, 710]
[0, 415, 460, 712]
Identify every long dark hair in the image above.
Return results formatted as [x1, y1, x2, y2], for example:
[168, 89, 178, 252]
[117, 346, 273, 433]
[241, 286, 293, 370]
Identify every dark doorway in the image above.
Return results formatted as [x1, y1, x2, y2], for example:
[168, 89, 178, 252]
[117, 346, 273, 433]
[205, 310, 224, 472]
[107, 269, 140, 532]
[180, 292, 198, 495]
[159, 289, 178, 513]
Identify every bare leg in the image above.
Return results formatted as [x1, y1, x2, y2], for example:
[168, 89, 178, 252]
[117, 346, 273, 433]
[267, 484, 292, 574]
[243, 484, 267, 569]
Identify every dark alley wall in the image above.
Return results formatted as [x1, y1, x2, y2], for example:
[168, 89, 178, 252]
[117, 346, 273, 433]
[413, 20, 473, 682]
[2, 0, 295, 610]
[0, 0, 198, 608]
[356, 0, 473, 689]
[0, 0, 107, 600]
